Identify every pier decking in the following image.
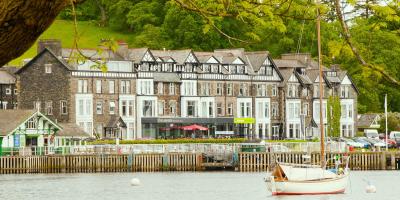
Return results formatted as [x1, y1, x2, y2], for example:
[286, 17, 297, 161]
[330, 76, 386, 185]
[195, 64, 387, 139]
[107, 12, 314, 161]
[1, 151, 400, 174]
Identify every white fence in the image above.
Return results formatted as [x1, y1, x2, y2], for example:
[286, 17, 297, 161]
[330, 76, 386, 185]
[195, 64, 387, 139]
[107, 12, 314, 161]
[0, 142, 347, 156]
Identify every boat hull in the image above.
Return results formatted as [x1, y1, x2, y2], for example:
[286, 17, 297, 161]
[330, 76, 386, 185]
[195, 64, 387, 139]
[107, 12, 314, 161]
[266, 174, 349, 195]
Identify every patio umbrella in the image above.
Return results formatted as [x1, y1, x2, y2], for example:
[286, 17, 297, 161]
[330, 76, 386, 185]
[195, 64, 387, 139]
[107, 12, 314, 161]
[180, 124, 208, 131]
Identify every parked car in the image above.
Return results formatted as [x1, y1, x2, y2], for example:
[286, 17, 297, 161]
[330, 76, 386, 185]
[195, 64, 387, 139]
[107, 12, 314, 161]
[353, 137, 371, 148]
[381, 138, 397, 148]
[339, 138, 364, 148]
[363, 137, 386, 147]
[364, 129, 379, 139]
[267, 144, 290, 153]
[389, 131, 400, 147]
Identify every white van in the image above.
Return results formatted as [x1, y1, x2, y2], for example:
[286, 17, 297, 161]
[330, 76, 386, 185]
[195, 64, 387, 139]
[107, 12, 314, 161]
[389, 131, 400, 140]
[364, 129, 379, 139]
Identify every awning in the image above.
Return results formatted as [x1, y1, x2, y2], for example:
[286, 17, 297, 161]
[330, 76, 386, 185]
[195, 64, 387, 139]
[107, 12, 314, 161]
[181, 124, 208, 131]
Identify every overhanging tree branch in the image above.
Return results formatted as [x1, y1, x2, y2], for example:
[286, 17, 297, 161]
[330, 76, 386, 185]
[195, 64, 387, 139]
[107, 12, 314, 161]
[334, 0, 400, 86]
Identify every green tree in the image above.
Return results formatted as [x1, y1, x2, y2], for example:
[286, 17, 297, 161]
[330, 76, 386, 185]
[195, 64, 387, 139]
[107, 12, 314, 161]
[378, 113, 400, 133]
[327, 95, 341, 137]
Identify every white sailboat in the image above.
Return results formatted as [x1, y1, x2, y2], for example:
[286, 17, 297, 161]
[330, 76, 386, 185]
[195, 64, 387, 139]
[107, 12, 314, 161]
[265, 0, 350, 195]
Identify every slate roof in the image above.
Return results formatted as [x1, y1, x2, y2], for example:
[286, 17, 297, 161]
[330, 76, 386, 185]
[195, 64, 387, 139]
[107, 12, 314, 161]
[244, 51, 269, 72]
[0, 110, 36, 136]
[274, 59, 307, 68]
[58, 123, 91, 137]
[127, 48, 151, 63]
[16, 48, 73, 74]
[0, 69, 16, 84]
[153, 72, 181, 83]
[62, 48, 124, 61]
[105, 116, 127, 128]
[358, 114, 380, 128]
[279, 68, 296, 84]
[152, 49, 194, 65]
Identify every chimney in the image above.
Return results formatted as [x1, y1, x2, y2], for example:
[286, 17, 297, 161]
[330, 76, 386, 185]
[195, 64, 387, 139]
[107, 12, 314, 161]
[37, 39, 62, 56]
[116, 40, 129, 59]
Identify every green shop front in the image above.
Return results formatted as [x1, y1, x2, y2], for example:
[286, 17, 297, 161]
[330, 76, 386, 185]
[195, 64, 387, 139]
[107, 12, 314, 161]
[0, 110, 62, 155]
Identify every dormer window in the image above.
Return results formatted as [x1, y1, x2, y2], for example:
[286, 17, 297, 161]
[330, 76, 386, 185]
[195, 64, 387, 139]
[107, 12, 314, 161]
[327, 71, 337, 77]
[45, 64, 52, 73]
[237, 66, 245, 74]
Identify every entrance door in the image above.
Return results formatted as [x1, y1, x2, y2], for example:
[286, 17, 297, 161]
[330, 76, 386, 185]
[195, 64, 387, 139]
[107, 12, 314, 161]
[272, 126, 280, 140]
[26, 137, 38, 147]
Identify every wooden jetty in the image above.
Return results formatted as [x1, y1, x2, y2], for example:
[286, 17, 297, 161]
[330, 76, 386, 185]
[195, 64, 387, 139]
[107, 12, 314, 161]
[1, 151, 400, 174]
[238, 151, 400, 172]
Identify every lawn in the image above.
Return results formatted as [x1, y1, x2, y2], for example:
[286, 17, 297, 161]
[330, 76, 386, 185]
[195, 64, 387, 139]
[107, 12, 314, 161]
[10, 20, 133, 66]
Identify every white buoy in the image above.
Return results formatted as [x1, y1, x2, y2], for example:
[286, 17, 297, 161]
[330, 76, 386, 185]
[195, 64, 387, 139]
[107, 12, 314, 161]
[365, 181, 376, 193]
[130, 178, 141, 186]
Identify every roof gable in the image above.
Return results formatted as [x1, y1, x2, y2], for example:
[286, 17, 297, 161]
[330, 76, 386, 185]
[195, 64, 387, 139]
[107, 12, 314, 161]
[16, 48, 71, 74]
[205, 56, 220, 64]
[142, 50, 155, 62]
[185, 51, 199, 63]
[341, 75, 352, 85]
[232, 57, 245, 65]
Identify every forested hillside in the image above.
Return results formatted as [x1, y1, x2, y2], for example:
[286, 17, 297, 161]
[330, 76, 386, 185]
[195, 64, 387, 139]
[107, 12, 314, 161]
[13, 0, 400, 114]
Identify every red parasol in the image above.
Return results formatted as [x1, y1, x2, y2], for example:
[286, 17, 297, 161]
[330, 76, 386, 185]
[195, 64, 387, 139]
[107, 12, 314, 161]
[180, 124, 208, 131]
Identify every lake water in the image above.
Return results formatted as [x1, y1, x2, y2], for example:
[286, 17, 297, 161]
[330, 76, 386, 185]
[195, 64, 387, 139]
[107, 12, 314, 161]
[0, 171, 399, 200]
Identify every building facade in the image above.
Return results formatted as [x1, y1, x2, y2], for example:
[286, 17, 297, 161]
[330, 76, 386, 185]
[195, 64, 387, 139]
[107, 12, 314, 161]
[16, 40, 358, 139]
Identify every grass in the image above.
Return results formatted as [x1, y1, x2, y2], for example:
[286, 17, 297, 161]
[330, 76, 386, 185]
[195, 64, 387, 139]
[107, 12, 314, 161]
[10, 20, 133, 66]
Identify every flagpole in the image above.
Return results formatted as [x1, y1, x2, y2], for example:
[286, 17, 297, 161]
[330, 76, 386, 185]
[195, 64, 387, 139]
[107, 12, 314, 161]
[385, 94, 388, 151]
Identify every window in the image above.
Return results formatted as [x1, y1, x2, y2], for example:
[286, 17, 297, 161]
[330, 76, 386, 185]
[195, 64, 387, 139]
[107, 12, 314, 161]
[257, 84, 266, 96]
[187, 101, 196, 117]
[158, 101, 164, 115]
[109, 81, 115, 94]
[109, 101, 115, 115]
[45, 64, 52, 73]
[121, 100, 134, 117]
[121, 101, 127, 116]
[340, 86, 350, 98]
[169, 101, 176, 116]
[217, 103, 222, 116]
[158, 82, 163, 95]
[216, 83, 223, 95]
[208, 102, 213, 117]
[26, 118, 37, 129]
[78, 99, 84, 115]
[96, 80, 102, 94]
[288, 84, 298, 98]
[182, 81, 196, 96]
[45, 101, 53, 115]
[14, 89, 17, 95]
[34, 101, 41, 111]
[272, 103, 279, 118]
[227, 83, 233, 96]
[289, 124, 294, 138]
[239, 102, 251, 117]
[314, 85, 320, 98]
[5, 87, 11, 95]
[85, 99, 91, 115]
[227, 103, 233, 116]
[266, 66, 273, 76]
[143, 100, 154, 117]
[121, 80, 131, 94]
[288, 102, 300, 119]
[272, 84, 277, 97]
[211, 65, 219, 73]
[60, 101, 68, 115]
[78, 80, 88, 93]
[239, 83, 247, 96]
[202, 83, 211, 95]
[96, 101, 103, 114]
[264, 102, 269, 118]
[169, 83, 175, 95]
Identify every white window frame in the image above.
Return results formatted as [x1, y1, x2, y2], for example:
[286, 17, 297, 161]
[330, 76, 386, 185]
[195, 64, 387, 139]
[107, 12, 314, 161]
[109, 101, 115, 115]
[45, 63, 52, 73]
[96, 101, 103, 115]
[169, 83, 175, 95]
[60, 100, 68, 115]
[96, 80, 102, 94]
[109, 80, 115, 94]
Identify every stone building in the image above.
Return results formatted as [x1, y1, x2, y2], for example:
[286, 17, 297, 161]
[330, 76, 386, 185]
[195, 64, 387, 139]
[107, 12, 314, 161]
[16, 40, 358, 139]
[0, 67, 18, 109]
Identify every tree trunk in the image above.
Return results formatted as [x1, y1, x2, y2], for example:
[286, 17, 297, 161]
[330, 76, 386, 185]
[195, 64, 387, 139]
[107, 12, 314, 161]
[0, 0, 82, 66]
[95, 0, 107, 27]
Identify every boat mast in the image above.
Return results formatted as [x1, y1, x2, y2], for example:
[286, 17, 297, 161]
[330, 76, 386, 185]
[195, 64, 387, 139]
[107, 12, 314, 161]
[316, 0, 325, 168]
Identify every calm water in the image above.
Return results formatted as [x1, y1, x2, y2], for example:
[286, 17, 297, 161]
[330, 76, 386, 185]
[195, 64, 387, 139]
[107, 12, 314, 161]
[0, 171, 399, 200]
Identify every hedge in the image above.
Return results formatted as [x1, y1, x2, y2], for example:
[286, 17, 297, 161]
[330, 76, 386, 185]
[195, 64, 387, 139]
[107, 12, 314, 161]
[89, 138, 247, 145]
